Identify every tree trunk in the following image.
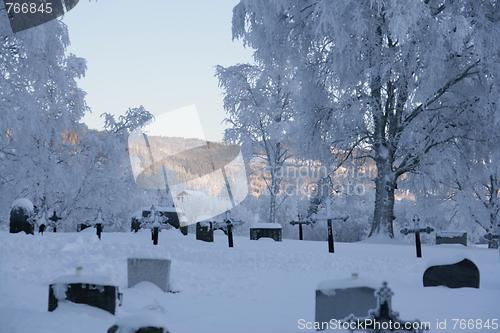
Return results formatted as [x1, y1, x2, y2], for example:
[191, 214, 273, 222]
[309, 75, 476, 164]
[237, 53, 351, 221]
[269, 173, 278, 224]
[369, 159, 396, 238]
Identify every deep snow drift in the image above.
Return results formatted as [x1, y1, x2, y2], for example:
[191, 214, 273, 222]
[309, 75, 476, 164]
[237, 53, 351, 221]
[0, 230, 499, 333]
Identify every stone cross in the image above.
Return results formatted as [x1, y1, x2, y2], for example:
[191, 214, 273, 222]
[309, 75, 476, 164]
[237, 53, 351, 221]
[290, 214, 312, 240]
[49, 210, 62, 232]
[484, 230, 499, 249]
[313, 199, 348, 253]
[224, 211, 234, 248]
[400, 216, 434, 258]
[345, 281, 428, 332]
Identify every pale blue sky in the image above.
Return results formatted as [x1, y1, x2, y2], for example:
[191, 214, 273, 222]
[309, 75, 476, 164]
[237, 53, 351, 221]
[62, 0, 252, 141]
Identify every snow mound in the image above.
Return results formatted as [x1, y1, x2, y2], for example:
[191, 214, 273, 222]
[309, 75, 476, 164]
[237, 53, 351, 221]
[317, 274, 379, 295]
[11, 198, 34, 214]
[361, 233, 406, 245]
[113, 312, 168, 331]
[424, 253, 477, 270]
[52, 274, 114, 286]
[250, 222, 282, 229]
[437, 230, 467, 237]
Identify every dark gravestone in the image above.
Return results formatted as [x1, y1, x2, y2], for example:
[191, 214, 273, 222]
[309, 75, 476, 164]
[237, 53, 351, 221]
[423, 258, 479, 289]
[436, 231, 467, 246]
[108, 326, 166, 333]
[196, 222, 214, 242]
[48, 277, 120, 314]
[96, 223, 103, 240]
[131, 218, 142, 232]
[250, 223, 282, 242]
[77, 223, 91, 232]
[108, 314, 169, 333]
[152, 226, 159, 245]
[315, 275, 377, 328]
[9, 200, 34, 234]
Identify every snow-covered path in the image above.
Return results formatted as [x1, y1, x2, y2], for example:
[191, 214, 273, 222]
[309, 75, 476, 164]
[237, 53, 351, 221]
[0, 230, 499, 333]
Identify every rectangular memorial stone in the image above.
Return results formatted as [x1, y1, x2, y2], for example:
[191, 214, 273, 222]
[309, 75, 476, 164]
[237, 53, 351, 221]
[196, 222, 214, 242]
[436, 231, 467, 246]
[250, 223, 282, 241]
[128, 258, 171, 292]
[48, 274, 119, 314]
[315, 274, 377, 329]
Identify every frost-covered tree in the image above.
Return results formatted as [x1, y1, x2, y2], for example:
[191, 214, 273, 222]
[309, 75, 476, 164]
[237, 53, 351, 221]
[0, 14, 88, 217]
[230, 0, 499, 238]
[216, 64, 294, 224]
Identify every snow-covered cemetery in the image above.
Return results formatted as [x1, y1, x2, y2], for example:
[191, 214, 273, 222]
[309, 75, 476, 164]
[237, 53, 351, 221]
[1, 1, 500, 332]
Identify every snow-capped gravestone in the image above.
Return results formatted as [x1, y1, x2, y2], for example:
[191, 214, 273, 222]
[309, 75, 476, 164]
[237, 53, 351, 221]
[250, 223, 282, 241]
[108, 313, 169, 333]
[48, 272, 121, 314]
[128, 258, 171, 292]
[196, 221, 214, 242]
[9, 198, 34, 234]
[344, 282, 428, 333]
[423, 258, 479, 289]
[77, 223, 91, 232]
[436, 231, 467, 246]
[315, 274, 377, 327]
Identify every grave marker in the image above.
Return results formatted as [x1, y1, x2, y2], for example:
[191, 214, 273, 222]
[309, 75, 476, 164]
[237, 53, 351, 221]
[290, 214, 312, 240]
[128, 258, 171, 292]
[315, 273, 377, 327]
[400, 216, 434, 258]
[49, 210, 62, 232]
[484, 232, 499, 249]
[9, 198, 34, 235]
[423, 258, 479, 289]
[345, 281, 428, 332]
[48, 269, 121, 314]
[250, 223, 282, 242]
[436, 231, 467, 246]
[313, 199, 348, 253]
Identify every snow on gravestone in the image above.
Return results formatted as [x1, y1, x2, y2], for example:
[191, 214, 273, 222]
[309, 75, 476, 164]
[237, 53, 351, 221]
[128, 258, 171, 292]
[249, 222, 282, 242]
[9, 198, 34, 234]
[108, 313, 170, 333]
[315, 274, 377, 328]
[436, 230, 468, 246]
[48, 273, 120, 314]
[423, 256, 480, 289]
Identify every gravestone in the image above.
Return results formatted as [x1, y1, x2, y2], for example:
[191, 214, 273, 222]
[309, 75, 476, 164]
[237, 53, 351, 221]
[108, 313, 169, 333]
[423, 258, 479, 288]
[345, 281, 428, 333]
[290, 215, 312, 240]
[484, 232, 499, 249]
[250, 223, 282, 241]
[315, 274, 377, 327]
[128, 258, 171, 292]
[77, 223, 91, 232]
[9, 198, 34, 234]
[131, 217, 142, 232]
[436, 231, 467, 246]
[196, 221, 214, 242]
[48, 274, 120, 314]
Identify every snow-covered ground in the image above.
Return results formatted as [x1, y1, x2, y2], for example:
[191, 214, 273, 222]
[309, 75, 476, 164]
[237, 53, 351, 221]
[0, 230, 499, 333]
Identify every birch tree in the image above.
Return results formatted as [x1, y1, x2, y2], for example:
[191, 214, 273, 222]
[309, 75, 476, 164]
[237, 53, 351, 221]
[230, 0, 498, 237]
[216, 64, 294, 224]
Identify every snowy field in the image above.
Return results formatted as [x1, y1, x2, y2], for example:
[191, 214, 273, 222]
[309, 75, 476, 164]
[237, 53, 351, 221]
[0, 230, 499, 333]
